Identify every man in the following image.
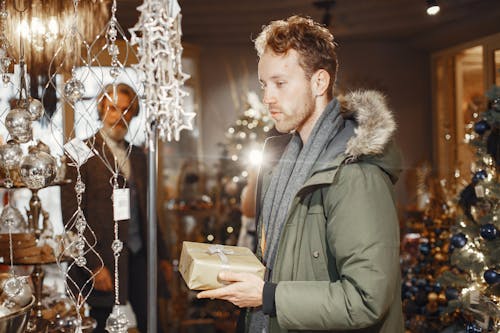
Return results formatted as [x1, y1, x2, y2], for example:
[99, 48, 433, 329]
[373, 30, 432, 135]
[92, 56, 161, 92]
[198, 16, 404, 333]
[61, 83, 170, 333]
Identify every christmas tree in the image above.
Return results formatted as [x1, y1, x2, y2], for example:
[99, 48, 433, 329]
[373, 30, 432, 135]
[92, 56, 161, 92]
[400, 163, 462, 333]
[437, 86, 500, 332]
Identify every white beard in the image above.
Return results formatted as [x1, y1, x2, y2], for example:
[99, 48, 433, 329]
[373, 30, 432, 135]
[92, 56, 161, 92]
[102, 124, 128, 142]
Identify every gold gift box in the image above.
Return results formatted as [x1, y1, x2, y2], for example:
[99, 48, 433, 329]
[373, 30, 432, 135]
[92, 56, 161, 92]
[179, 241, 265, 290]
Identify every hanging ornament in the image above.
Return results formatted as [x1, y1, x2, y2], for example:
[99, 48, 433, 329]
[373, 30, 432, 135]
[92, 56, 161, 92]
[473, 120, 490, 135]
[479, 223, 497, 240]
[450, 233, 467, 248]
[64, 77, 85, 104]
[5, 107, 32, 143]
[0, 276, 32, 308]
[27, 98, 44, 121]
[472, 170, 488, 183]
[483, 269, 499, 285]
[105, 305, 129, 333]
[0, 205, 26, 233]
[130, 0, 193, 144]
[19, 145, 57, 189]
[466, 323, 483, 333]
[0, 140, 22, 170]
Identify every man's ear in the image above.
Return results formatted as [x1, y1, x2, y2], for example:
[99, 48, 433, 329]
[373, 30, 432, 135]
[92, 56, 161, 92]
[311, 69, 330, 97]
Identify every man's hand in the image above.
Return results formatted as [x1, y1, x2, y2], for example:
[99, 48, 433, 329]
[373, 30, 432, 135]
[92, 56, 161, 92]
[197, 271, 264, 308]
[93, 266, 113, 291]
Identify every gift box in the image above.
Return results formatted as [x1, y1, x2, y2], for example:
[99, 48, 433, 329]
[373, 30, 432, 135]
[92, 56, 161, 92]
[179, 241, 265, 290]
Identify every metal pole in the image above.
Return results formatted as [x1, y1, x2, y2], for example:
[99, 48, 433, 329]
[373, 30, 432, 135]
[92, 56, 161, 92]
[147, 122, 158, 333]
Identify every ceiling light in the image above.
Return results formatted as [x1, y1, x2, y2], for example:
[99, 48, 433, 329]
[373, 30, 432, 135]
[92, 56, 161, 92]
[426, 0, 440, 15]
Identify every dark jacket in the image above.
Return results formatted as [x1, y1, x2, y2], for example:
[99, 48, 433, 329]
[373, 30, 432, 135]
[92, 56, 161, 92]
[61, 132, 167, 307]
[253, 91, 404, 333]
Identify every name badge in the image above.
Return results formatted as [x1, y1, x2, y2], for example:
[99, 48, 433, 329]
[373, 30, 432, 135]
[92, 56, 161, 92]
[113, 188, 131, 221]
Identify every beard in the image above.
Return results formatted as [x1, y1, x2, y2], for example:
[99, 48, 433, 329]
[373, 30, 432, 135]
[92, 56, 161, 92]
[102, 124, 128, 142]
[274, 93, 315, 134]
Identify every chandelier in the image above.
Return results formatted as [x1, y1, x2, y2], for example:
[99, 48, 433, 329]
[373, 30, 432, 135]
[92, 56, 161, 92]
[4, 0, 111, 77]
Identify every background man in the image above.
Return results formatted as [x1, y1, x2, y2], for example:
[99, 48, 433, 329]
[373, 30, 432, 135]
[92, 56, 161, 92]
[62, 83, 170, 333]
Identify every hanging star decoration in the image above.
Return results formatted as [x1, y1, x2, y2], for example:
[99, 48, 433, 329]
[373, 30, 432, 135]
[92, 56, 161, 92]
[129, 0, 194, 143]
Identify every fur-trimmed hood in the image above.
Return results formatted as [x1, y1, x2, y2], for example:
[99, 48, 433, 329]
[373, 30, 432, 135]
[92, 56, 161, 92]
[338, 90, 396, 160]
[338, 90, 401, 183]
[262, 89, 401, 183]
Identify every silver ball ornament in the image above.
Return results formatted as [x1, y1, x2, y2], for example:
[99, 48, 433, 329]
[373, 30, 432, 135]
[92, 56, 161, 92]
[1, 276, 32, 307]
[64, 78, 85, 103]
[19, 147, 57, 189]
[105, 305, 129, 333]
[28, 98, 44, 121]
[5, 107, 32, 143]
[0, 140, 22, 170]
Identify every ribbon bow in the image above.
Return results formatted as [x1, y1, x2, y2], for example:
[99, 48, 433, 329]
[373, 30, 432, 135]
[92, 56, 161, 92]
[207, 245, 234, 265]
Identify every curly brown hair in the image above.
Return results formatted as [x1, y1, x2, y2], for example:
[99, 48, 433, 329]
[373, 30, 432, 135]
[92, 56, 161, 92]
[255, 15, 338, 98]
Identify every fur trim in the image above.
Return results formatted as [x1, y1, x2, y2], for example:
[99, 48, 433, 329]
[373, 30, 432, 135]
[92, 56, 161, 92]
[338, 90, 396, 159]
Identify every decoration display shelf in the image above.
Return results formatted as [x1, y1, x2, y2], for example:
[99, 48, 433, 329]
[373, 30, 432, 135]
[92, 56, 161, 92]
[0, 296, 35, 333]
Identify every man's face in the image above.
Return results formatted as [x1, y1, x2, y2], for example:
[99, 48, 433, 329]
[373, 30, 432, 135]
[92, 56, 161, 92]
[258, 49, 315, 134]
[101, 92, 134, 141]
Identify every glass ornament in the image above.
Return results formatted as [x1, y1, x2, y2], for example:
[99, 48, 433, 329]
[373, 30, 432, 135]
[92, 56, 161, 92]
[473, 120, 490, 135]
[483, 269, 499, 285]
[111, 240, 123, 253]
[75, 216, 86, 232]
[109, 66, 121, 78]
[450, 233, 467, 248]
[19, 146, 57, 189]
[472, 170, 488, 183]
[2, 74, 9, 84]
[27, 98, 44, 121]
[0, 205, 25, 233]
[479, 223, 497, 240]
[1, 276, 31, 307]
[64, 78, 85, 104]
[5, 107, 32, 143]
[105, 305, 129, 333]
[75, 256, 87, 267]
[0, 140, 22, 170]
[75, 179, 86, 194]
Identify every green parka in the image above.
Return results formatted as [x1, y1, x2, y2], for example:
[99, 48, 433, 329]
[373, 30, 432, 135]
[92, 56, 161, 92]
[253, 90, 404, 333]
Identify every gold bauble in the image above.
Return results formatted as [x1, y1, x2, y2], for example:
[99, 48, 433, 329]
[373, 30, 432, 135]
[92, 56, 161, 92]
[428, 292, 438, 302]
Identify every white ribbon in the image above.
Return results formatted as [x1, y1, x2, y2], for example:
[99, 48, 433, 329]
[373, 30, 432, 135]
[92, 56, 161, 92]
[207, 245, 234, 265]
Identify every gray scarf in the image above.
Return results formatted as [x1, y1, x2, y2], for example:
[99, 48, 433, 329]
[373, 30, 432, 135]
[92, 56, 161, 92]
[250, 98, 354, 333]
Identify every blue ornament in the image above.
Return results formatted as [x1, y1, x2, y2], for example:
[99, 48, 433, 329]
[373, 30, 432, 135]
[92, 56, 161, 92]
[466, 323, 483, 333]
[445, 287, 459, 300]
[483, 269, 499, 285]
[419, 243, 431, 255]
[474, 120, 491, 135]
[480, 223, 498, 240]
[433, 282, 442, 292]
[472, 170, 488, 183]
[451, 233, 467, 248]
